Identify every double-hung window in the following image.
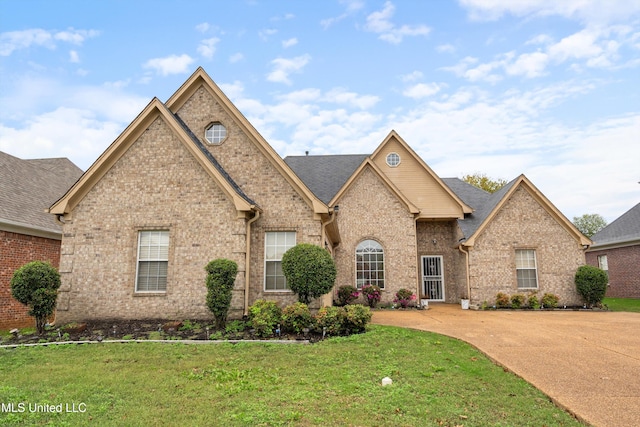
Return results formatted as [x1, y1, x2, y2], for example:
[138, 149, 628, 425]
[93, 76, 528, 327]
[598, 255, 609, 282]
[515, 249, 538, 289]
[264, 231, 296, 291]
[136, 230, 169, 292]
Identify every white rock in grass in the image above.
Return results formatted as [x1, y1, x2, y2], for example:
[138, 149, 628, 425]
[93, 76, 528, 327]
[381, 377, 392, 386]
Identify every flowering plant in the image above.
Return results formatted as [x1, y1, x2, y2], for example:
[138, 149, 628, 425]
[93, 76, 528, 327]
[336, 285, 360, 306]
[361, 284, 381, 308]
[394, 288, 416, 308]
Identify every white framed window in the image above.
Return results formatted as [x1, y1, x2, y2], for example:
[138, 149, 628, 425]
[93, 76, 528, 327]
[356, 239, 385, 289]
[264, 231, 296, 291]
[136, 230, 169, 292]
[515, 249, 538, 289]
[598, 255, 609, 281]
[386, 152, 400, 167]
[205, 122, 227, 144]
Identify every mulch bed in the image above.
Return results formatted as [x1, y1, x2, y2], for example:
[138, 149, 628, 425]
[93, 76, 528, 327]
[2, 319, 324, 346]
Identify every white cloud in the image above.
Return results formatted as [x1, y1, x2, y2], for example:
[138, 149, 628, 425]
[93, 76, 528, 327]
[323, 88, 380, 109]
[69, 50, 80, 63]
[266, 54, 311, 85]
[400, 71, 423, 82]
[0, 28, 99, 56]
[143, 54, 194, 76]
[197, 37, 220, 60]
[229, 52, 244, 63]
[364, 1, 431, 44]
[505, 51, 549, 77]
[403, 83, 443, 99]
[282, 38, 298, 48]
[195, 23, 210, 33]
[436, 43, 456, 53]
[321, 0, 364, 29]
[259, 29, 278, 41]
[458, 0, 640, 25]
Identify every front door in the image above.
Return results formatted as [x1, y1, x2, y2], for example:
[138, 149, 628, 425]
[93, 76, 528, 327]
[422, 256, 444, 301]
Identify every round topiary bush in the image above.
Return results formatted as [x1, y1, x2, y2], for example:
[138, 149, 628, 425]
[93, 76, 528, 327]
[10, 261, 61, 334]
[281, 243, 336, 304]
[575, 265, 608, 307]
[205, 258, 238, 329]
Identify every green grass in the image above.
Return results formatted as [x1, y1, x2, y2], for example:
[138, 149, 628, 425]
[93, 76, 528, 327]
[0, 326, 582, 427]
[603, 297, 640, 312]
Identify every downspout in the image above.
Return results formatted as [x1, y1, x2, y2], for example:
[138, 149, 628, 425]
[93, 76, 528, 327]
[321, 207, 338, 253]
[458, 243, 471, 305]
[244, 209, 260, 316]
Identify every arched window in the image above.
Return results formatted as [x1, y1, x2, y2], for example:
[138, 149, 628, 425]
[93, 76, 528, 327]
[355, 239, 385, 289]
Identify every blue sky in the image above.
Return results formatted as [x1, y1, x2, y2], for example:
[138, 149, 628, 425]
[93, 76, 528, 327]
[1, 0, 639, 222]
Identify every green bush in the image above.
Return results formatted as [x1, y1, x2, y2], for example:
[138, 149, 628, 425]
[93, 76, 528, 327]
[394, 288, 416, 308]
[314, 306, 345, 336]
[495, 292, 510, 308]
[541, 293, 559, 309]
[510, 294, 525, 309]
[342, 304, 372, 334]
[336, 285, 359, 306]
[248, 300, 282, 337]
[575, 265, 608, 307]
[10, 261, 61, 334]
[527, 293, 540, 309]
[361, 284, 382, 308]
[281, 243, 337, 304]
[205, 259, 238, 329]
[281, 302, 314, 334]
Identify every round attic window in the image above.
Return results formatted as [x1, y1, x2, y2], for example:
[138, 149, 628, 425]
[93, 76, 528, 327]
[386, 152, 400, 167]
[205, 122, 227, 144]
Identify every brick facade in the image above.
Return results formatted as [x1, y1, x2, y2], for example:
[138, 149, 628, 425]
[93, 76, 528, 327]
[467, 186, 584, 307]
[333, 166, 417, 305]
[0, 230, 61, 329]
[587, 246, 640, 298]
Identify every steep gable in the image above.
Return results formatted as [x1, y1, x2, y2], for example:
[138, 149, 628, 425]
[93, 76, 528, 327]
[165, 67, 327, 215]
[49, 98, 256, 216]
[460, 175, 591, 247]
[370, 131, 472, 219]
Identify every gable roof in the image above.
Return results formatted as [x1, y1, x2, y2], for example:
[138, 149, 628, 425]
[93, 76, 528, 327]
[166, 67, 328, 215]
[1, 151, 82, 238]
[49, 98, 257, 215]
[284, 154, 368, 204]
[455, 174, 591, 247]
[590, 202, 640, 249]
[329, 158, 420, 214]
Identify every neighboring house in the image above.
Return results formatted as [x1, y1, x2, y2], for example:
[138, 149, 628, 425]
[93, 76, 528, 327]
[49, 68, 590, 323]
[0, 151, 82, 329]
[587, 203, 640, 298]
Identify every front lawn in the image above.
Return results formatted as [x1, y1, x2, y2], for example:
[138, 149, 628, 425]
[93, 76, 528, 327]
[0, 325, 582, 426]
[603, 297, 640, 312]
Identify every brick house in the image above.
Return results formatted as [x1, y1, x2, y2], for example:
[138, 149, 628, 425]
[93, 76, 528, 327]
[0, 152, 82, 329]
[587, 203, 640, 298]
[49, 68, 590, 322]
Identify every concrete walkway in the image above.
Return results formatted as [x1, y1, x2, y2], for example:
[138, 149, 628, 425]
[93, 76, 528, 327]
[372, 304, 640, 427]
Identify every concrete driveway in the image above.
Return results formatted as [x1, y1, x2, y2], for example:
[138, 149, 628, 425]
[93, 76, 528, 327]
[372, 304, 640, 427]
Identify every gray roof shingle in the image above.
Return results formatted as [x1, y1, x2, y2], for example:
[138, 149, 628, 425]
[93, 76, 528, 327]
[0, 151, 83, 235]
[284, 154, 368, 204]
[591, 202, 640, 247]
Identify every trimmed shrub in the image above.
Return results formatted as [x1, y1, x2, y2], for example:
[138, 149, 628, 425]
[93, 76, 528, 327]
[281, 244, 337, 304]
[282, 302, 314, 334]
[495, 292, 510, 308]
[342, 304, 372, 334]
[541, 293, 559, 309]
[248, 300, 282, 338]
[510, 294, 525, 309]
[361, 284, 382, 308]
[336, 285, 359, 306]
[527, 293, 540, 309]
[394, 288, 416, 308]
[314, 306, 345, 336]
[205, 259, 238, 329]
[575, 265, 608, 307]
[10, 261, 61, 334]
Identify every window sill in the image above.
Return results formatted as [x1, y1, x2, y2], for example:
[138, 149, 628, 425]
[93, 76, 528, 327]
[133, 292, 167, 297]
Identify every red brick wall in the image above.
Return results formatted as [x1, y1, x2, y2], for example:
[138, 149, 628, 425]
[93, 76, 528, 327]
[0, 230, 61, 329]
[587, 245, 640, 298]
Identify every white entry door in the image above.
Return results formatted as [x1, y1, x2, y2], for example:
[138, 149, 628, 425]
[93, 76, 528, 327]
[422, 256, 444, 301]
